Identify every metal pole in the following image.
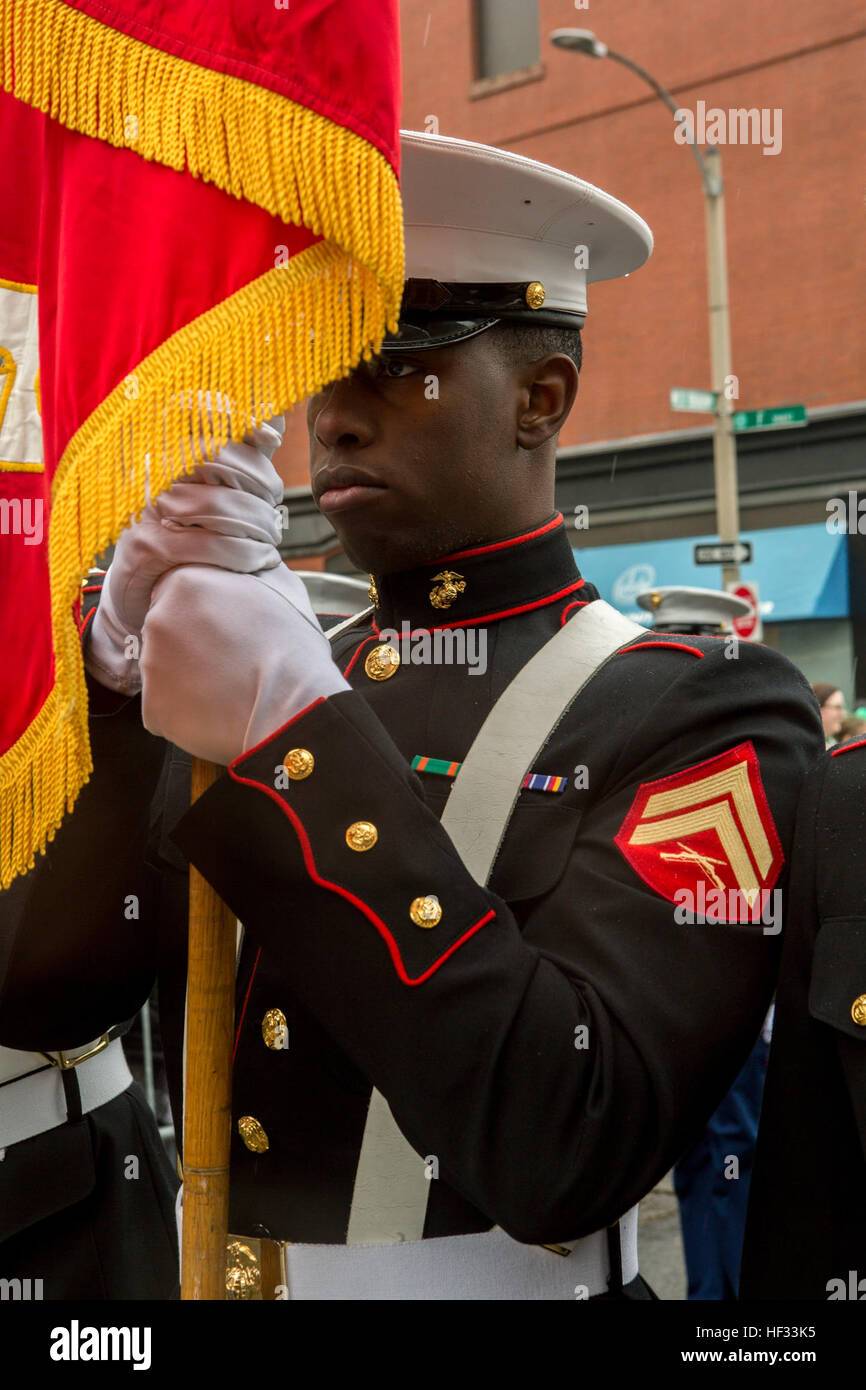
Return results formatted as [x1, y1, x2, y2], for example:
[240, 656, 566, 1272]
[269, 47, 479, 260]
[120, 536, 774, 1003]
[604, 49, 742, 589]
[703, 147, 741, 588]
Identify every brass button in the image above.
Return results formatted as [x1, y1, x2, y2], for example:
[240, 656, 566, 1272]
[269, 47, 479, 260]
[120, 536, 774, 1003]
[365, 644, 400, 681]
[410, 894, 442, 929]
[851, 994, 866, 1026]
[346, 821, 378, 852]
[226, 1240, 261, 1299]
[262, 1007, 289, 1051]
[284, 747, 314, 780]
[238, 1115, 269, 1153]
[525, 280, 546, 309]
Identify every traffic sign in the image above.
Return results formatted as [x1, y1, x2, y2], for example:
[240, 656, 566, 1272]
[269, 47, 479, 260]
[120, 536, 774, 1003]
[694, 541, 753, 566]
[670, 387, 717, 414]
[728, 581, 762, 642]
[733, 405, 806, 432]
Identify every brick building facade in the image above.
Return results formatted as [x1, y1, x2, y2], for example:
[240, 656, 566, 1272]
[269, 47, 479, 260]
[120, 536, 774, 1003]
[277, 0, 866, 696]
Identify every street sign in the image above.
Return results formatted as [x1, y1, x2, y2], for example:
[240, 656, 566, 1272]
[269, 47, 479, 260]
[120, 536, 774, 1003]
[670, 387, 717, 414]
[728, 581, 762, 642]
[733, 405, 806, 432]
[694, 541, 753, 566]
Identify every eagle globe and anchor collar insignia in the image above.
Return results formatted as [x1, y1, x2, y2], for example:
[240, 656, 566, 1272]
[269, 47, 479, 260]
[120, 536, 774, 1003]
[429, 571, 466, 610]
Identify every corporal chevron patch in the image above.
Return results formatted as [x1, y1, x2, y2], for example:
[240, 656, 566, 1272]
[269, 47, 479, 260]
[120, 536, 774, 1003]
[614, 741, 784, 922]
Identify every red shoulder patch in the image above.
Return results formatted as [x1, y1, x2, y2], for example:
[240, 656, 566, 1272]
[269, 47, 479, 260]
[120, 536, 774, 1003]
[614, 742, 784, 923]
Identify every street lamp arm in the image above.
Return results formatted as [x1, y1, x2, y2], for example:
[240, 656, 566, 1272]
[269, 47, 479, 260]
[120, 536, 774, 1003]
[604, 47, 713, 192]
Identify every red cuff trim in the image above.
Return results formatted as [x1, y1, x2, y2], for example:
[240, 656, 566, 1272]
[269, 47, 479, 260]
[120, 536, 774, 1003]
[233, 945, 262, 1065]
[831, 737, 866, 757]
[229, 696, 327, 768]
[229, 767, 495, 985]
[618, 640, 705, 659]
[78, 607, 96, 638]
[434, 512, 563, 564]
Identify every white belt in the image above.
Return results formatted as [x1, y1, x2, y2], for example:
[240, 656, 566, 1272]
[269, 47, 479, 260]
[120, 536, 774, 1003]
[275, 1208, 639, 1300]
[0, 1038, 132, 1149]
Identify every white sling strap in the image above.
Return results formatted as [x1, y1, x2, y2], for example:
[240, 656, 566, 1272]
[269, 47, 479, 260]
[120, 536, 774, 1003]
[324, 605, 374, 641]
[335, 599, 644, 1245]
[440, 599, 644, 882]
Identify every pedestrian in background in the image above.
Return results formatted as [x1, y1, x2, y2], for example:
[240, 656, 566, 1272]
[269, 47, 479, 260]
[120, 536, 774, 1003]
[811, 683, 846, 747]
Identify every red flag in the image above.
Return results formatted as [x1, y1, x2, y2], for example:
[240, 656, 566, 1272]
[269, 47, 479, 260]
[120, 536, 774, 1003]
[0, 0, 403, 885]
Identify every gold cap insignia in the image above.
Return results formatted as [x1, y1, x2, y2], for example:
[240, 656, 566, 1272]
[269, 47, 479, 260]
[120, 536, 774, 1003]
[429, 571, 466, 610]
[225, 1241, 261, 1299]
[238, 1115, 270, 1153]
[346, 821, 378, 852]
[852, 994, 866, 1027]
[525, 281, 546, 309]
[283, 747, 314, 780]
[410, 894, 442, 928]
[262, 1007, 289, 1051]
[365, 643, 400, 680]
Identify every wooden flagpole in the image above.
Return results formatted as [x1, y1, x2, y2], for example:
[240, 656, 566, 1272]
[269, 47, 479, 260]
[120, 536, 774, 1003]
[181, 756, 237, 1300]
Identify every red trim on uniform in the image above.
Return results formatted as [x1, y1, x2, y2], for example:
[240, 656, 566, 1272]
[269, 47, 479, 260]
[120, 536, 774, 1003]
[433, 513, 563, 564]
[343, 634, 379, 678]
[78, 607, 96, 638]
[372, 579, 586, 636]
[618, 640, 705, 659]
[831, 737, 866, 757]
[233, 944, 262, 1065]
[81, 584, 102, 595]
[560, 599, 588, 626]
[230, 697, 327, 765]
[228, 768, 496, 985]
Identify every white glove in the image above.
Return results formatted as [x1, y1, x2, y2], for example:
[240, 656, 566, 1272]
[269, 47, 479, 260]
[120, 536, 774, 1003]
[140, 563, 351, 764]
[86, 418, 286, 694]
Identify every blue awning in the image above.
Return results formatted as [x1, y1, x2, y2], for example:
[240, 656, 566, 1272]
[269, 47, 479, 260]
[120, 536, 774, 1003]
[573, 524, 849, 624]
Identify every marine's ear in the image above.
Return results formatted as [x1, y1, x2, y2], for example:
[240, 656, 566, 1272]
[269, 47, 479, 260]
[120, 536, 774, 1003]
[515, 353, 579, 450]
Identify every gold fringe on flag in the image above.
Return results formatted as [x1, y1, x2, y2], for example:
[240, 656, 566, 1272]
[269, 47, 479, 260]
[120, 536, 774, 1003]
[0, 0, 404, 886]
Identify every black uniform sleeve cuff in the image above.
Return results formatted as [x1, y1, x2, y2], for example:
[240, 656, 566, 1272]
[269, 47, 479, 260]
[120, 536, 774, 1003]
[172, 689, 497, 985]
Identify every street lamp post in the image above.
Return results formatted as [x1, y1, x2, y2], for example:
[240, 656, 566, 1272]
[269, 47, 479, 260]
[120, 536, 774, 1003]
[551, 29, 741, 588]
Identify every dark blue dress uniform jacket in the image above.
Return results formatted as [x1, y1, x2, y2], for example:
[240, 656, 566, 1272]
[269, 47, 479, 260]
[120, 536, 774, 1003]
[0, 514, 824, 1252]
[740, 737, 866, 1299]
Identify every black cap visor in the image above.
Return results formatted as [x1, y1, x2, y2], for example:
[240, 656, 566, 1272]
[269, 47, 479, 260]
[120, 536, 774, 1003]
[378, 278, 584, 353]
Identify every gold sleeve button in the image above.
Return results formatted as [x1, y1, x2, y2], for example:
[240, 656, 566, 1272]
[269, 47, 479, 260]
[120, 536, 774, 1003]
[283, 748, 314, 780]
[238, 1115, 270, 1153]
[410, 894, 442, 928]
[851, 994, 866, 1026]
[346, 821, 378, 852]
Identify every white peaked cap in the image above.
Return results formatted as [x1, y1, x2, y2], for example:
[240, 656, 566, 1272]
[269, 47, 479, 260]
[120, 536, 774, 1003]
[637, 586, 752, 630]
[381, 130, 653, 350]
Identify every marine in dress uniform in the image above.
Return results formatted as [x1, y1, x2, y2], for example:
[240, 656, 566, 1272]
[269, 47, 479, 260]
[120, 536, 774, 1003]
[2, 132, 824, 1300]
[0, 661, 180, 1299]
[740, 734, 866, 1300]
